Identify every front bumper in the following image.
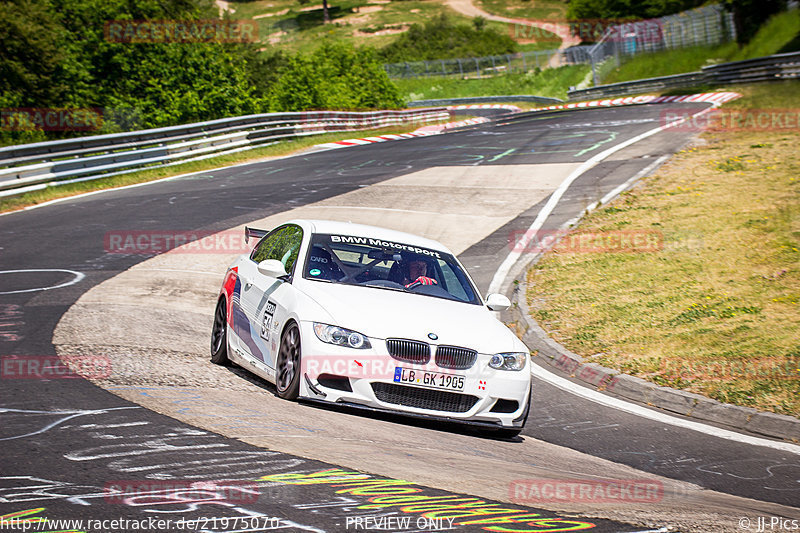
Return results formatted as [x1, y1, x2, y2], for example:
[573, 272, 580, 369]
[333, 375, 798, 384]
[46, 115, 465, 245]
[298, 321, 531, 428]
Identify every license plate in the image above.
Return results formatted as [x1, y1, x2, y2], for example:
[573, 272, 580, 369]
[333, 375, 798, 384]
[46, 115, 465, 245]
[393, 367, 465, 392]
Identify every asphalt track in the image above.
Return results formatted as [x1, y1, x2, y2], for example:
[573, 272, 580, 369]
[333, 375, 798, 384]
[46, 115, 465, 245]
[1, 104, 798, 533]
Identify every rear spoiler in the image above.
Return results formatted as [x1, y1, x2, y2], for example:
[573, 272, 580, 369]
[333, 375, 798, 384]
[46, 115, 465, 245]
[244, 226, 268, 244]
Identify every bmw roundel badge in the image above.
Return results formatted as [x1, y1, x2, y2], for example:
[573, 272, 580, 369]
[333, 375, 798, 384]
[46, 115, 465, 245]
[428, 333, 438, 340]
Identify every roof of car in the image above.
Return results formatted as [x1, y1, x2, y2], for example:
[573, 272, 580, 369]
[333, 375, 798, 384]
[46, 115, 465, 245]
[296, 219, 450, 253]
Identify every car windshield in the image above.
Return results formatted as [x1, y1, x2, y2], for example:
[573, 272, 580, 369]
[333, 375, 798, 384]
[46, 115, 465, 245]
[302, 233, 481, 305]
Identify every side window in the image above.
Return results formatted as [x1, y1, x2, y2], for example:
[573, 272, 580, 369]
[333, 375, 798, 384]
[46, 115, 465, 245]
[251, 225, 304, 273]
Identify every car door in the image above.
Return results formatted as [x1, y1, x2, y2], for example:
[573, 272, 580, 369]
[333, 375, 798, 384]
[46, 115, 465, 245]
[237, 224, 303, 369]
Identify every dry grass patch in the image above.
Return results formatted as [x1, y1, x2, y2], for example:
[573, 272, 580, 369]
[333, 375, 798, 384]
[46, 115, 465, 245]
[527, 129, 800, 416]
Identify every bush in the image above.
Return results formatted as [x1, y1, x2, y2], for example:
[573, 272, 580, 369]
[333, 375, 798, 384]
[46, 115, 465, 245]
[379, 14, 517, 63]
[269, 42, 403, 111]
[566, 0, 706, 20]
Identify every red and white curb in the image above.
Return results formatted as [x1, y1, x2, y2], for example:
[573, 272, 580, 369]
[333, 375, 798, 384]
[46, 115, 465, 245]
[314, 131, 439, 149]
[528, 92, 741, 113]
[314, 105, 523, 149]
[414, 116, 492, 134]
[313, 93, 740, 150]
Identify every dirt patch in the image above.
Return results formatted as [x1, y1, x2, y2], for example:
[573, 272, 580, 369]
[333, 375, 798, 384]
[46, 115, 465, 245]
[357, 5, 383, 13]
[254, 8, 290, 18]
[268, 30, 287, 44]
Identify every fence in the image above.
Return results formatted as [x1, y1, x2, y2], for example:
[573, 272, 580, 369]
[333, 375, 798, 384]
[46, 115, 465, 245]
[382, 49, 590, 79]
[567, 51, 800, 100]
[383, 4, 737, 81]
[0, 108, 449, 199]
[585, 4, 736, 85]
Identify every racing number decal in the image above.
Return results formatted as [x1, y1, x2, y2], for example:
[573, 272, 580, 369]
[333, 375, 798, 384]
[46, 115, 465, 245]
[260, 301, 277, 341]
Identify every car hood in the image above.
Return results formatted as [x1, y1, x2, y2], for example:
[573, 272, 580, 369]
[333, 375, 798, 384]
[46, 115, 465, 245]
[297, 281, 525, 354]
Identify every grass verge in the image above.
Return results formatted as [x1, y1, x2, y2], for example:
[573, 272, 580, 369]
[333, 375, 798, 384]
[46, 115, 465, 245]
[395, 64, 590, 102]
[526, 82, 800, 417]
[0, 125, 439, 214]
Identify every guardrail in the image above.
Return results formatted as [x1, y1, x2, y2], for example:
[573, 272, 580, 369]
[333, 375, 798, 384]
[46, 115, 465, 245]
[568, 51, 800, 100]
[408, 96, 564, 107]
[0, 108, 449, 198]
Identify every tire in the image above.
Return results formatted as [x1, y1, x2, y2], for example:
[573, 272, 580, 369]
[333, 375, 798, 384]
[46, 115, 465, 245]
[276, 322, 301, 400]
[210, 297, 230, 365]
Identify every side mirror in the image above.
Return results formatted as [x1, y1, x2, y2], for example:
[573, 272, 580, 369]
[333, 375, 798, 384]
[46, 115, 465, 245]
[485, 293, 511, 311]
[257, 259, 288, 279]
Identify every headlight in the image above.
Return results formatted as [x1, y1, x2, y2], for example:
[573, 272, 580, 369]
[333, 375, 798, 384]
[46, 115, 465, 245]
[313, 323, 371, 349]
[489, 352, 527, 371]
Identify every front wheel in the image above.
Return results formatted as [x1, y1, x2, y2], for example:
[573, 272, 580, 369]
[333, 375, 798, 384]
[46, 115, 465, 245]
[276, 322, 301, 399]
[210, 297, 230, 365]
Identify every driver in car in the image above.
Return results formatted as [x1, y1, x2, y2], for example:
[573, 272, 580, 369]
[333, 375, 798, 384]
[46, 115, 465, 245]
[402, 258, 437, 288]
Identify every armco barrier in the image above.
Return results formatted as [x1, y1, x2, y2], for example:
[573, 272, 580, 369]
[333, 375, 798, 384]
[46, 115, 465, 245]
[0, 108, 449, 198]
[568, 51, 800, 101]
[408, 96, 563, 107]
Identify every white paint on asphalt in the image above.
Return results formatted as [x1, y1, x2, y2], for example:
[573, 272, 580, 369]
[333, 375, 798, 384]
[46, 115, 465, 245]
[531, 364, 800, 455]
[488, 106, 718, 295]
[0, 268, 86, 294]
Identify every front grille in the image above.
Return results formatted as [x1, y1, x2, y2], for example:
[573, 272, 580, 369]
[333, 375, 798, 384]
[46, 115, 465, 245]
[435, 345, 478, 370]
[372, 382, 478, 413]
[386, 339, 430, 364]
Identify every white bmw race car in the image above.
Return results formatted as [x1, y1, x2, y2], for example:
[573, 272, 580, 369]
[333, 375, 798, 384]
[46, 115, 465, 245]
[211, 220, 531, 437]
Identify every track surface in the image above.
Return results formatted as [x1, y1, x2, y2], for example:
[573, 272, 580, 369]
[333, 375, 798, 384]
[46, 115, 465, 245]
[1, 104, 798, 532]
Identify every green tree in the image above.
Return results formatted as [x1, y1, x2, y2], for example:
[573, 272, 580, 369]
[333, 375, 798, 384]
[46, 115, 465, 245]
[269, 42, 403, 111]
[379, 14, 517, 63]
[566, 0, 706, 21]
[723, 0, 788, 43]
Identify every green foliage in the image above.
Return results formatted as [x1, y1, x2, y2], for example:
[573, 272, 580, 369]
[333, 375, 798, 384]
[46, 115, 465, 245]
[379, 14, 517, 63]
[0, 0, 400, 144]
[723, 0, 788, 43]
[395, 65, 590, 101]
[269, 42, 402, 111]
[729, 7, 800, 58]
[566, 0, 706, 20]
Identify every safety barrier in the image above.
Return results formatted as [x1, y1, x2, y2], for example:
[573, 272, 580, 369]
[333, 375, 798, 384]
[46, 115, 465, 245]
[0, 108, 449, 198]
[567, 51, 800, 100]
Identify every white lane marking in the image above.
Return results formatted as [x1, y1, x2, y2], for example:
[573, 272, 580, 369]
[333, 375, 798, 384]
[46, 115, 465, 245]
[531, 364, 800, 455]
[0, 269, 85, 294]
[485, 101, 800, 452]
[488, 105, 717, 295]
